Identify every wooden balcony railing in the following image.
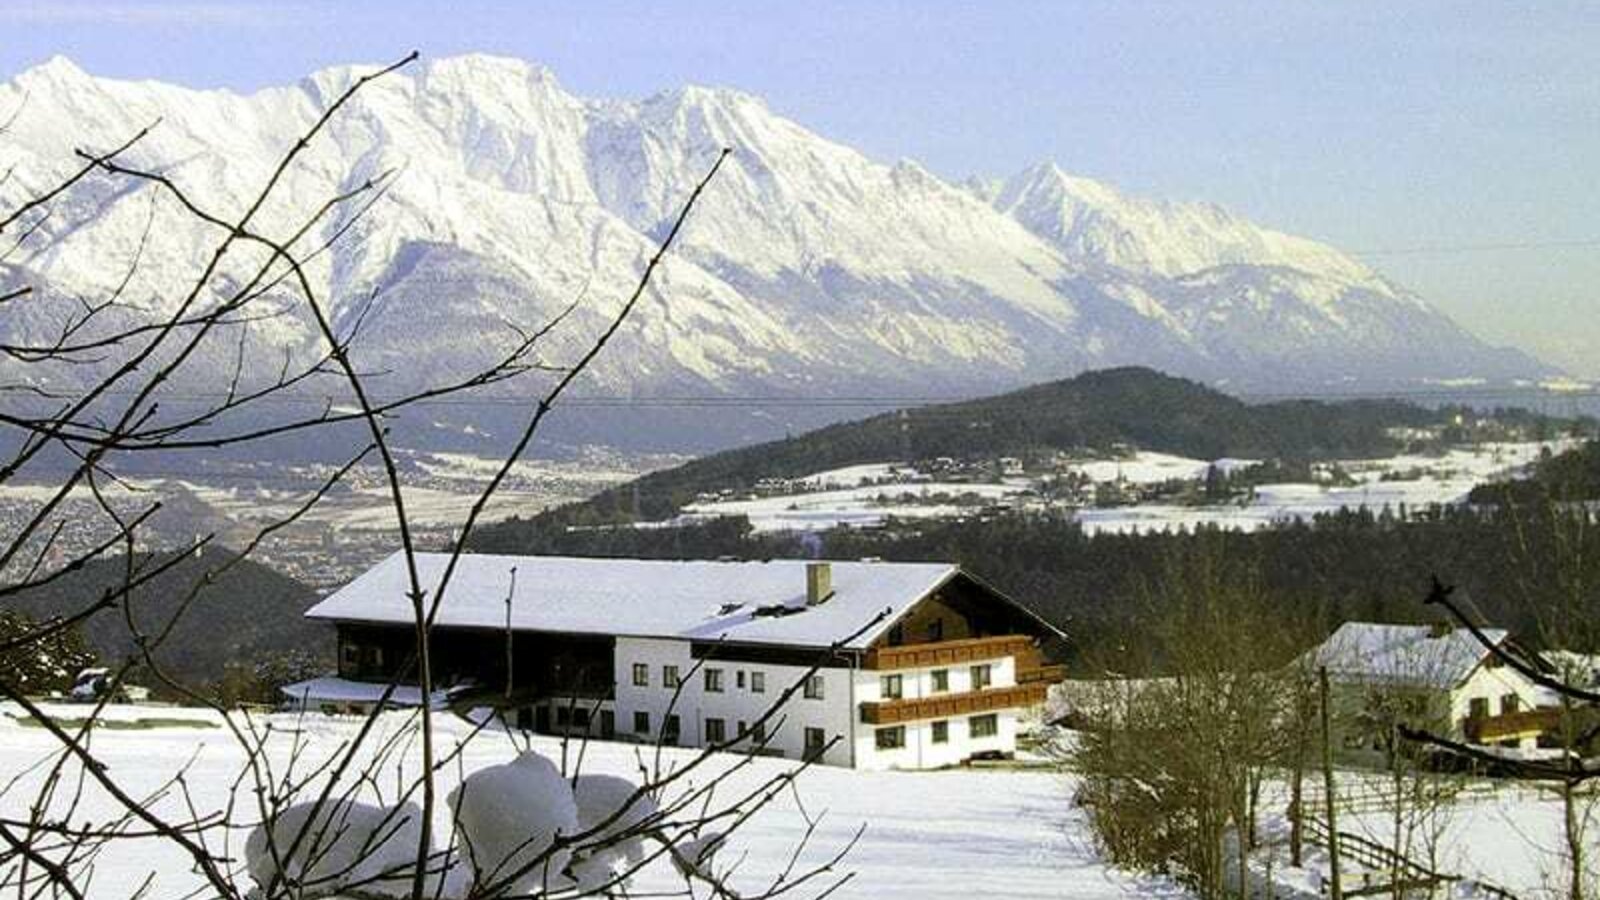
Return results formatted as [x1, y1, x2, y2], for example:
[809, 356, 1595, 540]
[1465, 707, 1561, 743]
[864, 634, 1036, 671]
[859, 683, 1048, 725]
[1018, 664, 1068, 685]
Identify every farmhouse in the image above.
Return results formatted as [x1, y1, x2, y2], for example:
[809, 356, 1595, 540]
[1311, 621, 1555, 763]
[289, 553, 1066, 770]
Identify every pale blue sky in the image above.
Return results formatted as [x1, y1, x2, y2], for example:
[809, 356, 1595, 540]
[2, 0, 1596, 374]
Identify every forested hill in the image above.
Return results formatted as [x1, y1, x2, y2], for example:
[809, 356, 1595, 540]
[1470, 439, 1600, 504]
[479, 367, 1447, 534]
[7, 549, 325, 686]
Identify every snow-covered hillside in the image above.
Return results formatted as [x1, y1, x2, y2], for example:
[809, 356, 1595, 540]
[673, 441, 1567, 535]
[0, 54, 1548, 440]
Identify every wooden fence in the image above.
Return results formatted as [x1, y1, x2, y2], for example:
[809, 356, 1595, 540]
[1301, 814, 1521, 900]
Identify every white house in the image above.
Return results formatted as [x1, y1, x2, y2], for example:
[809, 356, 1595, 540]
[1311, 621, 1554, 761]
[289, 553, 1066, 770]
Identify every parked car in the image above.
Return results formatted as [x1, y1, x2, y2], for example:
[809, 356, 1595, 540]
[66, 668, 150, 703]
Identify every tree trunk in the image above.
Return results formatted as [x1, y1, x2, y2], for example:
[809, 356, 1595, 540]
[1289, 761, 1304, 867]
[1321, 668, 1344, 900]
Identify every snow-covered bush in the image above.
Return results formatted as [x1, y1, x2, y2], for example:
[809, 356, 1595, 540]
[568, 773, 660, 891]
[245, 799, 426, 898]
[448, 750, 580, 896]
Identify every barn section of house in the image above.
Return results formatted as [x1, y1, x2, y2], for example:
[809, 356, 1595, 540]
[289, 553, 1067, 770]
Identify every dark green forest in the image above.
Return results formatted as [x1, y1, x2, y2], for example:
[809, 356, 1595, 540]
[1470, 439, 1600, 504]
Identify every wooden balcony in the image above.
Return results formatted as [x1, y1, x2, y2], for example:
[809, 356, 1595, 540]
[859, 683, 1049, 725]
[1465, 707, 1561, 743]
[864, 634, 1036, 671]
[1018, 664, 1068, 685]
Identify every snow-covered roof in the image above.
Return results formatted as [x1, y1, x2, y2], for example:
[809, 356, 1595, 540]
[1312, 622, 1509, 690]
[280, 677, 451, 708]
[303, 553, 963, 650]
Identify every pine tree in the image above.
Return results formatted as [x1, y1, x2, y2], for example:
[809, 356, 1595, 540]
[0, 610, 97, 694]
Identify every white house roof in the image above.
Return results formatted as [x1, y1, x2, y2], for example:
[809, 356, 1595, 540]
[280, 676, 451, 709]
[303, 552, 962, 650]
[1312, 621, 1509, 690]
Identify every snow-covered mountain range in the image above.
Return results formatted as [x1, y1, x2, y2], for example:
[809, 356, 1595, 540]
[0, 54, 1550, 449]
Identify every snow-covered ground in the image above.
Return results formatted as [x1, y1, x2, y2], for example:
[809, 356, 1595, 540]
[1255, 772, 1600, 898]
[675, 441, 1571, 535]
[0, 704, 1176, 900]
[5, 704, 1588, 898]
[679, 481, 1027, 533]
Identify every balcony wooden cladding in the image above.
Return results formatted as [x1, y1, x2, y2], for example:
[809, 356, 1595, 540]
[1017, 664, 1068, 685]
[1465, 707, 1561, 743]
[865, 634, 1036, 671]
[859, 683, 1048, 725]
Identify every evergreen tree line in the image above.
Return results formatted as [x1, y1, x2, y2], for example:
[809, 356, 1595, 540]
[471, 500, 1599, 666]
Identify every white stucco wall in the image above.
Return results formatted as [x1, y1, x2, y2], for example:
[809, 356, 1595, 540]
[1450, 660, 1545, 746]
[610, 638, 1033, 770]
[612, 638, 857, 767]
[849, 656, 1021, 771]
[850, 709, 1020, 771]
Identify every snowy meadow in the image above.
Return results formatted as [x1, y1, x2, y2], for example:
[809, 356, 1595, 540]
[0, 704, 1173, 900]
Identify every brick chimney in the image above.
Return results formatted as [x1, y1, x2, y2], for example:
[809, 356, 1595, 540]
[806, 562, 833, 606]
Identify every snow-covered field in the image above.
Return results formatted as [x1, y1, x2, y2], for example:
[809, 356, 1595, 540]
[1256, 772, 1600, 898]
[676, 442, 1570, 535]
[0, 704, 1174, 900]
[4, 704, 1588, 898]
[679, 481, 1028, 533]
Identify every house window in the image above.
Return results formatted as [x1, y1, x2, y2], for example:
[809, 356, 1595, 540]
[931, 720, 949, 744]
[881, 674, 903, 699]
[875, 726, 906, 750]
[663, 665, 680, 688]
[737, 670, 746, 689]
[1501, 694, 1520, 715]
[632, 663, 649, 687]
[750, 671, 766, 694]
[931, 669, 949, 693]
[969, 713, 998, 739]
[928, 618, 944, 642]
[804, 727, 826, 759]
[705, 717, 727, 743]
[804, 675, 825, 700]
[663, 714, 681, 744]
[888, 624, 905, 646]
[341, 643, 359, 671]
[705, 668, 725, 693]
[633, 711, 650, 733]
[748, 721, 766, 743]
[970, 664, 992, 690]
[1468, 697, 1489, 720]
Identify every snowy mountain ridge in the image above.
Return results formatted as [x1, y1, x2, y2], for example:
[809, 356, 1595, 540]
[0, 54, 1549, 442]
